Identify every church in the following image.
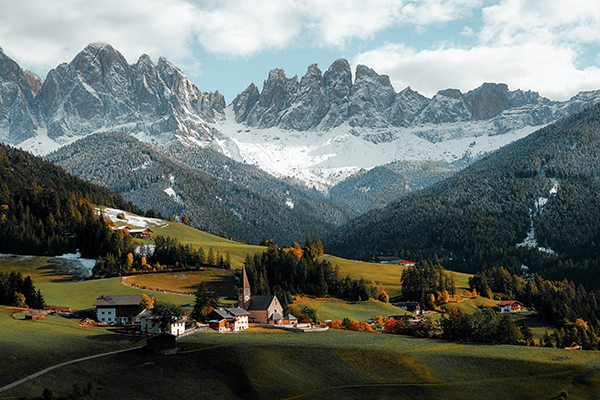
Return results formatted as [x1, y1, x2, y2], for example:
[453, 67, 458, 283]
[238, 266, 284, 324]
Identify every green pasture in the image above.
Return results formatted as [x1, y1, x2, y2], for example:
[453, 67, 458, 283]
[440, 296, 499, 314]
[4, 328, 600, 399]
[0, 256, 71, 283]
[323, 255, 472, 299]
[123, 268, 237, 297]
[0, 306, 146, 389]
[290, 296, 410, 321]
[37, 277, 193, 310]
[99, 206, 266, 268]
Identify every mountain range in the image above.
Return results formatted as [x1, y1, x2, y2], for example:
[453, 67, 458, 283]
[2, 42, 600, 248]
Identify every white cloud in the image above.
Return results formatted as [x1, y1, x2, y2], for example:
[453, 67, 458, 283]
[481, 0, 600, 46]
[195, 0, 482, 56]
[0, 0, 198, 75]
[354, 42, 600, 100]
[0, 0, 483, 71]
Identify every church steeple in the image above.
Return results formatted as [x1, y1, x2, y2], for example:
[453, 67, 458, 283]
[238, 266, 251, 309]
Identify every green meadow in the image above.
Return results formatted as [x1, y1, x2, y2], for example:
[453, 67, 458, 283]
[290, 296, 411, 321]
[0, 307, 146, 389]
[3, 328, 600, 399]
[123, 268, 237, 296]
[101, 206, 266, 268]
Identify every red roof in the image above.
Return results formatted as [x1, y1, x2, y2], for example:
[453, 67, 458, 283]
[498, 300, 522, 306]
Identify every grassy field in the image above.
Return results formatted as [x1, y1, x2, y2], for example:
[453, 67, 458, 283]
[3, 328, 600, 399]
[290, 296, 410, 321]
[323, 255, 472, 299]
[100, 206, 266, 269]
[0, 306, 146, 389]
[123, 268, 237, 297]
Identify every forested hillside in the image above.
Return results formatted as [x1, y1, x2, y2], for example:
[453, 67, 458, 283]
[47, 132, 355, 245]
[327, 103, 600, 289]
[328, 160, 459, 213]
[0, 143, 141, 256]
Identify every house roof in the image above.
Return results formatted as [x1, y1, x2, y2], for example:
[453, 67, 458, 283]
[498, 300, 522, 306]
[247, 295, 277, 311]
[210, 307, 251, 321]
[271, 312, 283, 320]
[284, 314, 297, 321]
[226, 307, 251, 316]
[93, 295, 150, 307]
[129, 228, 152, 234]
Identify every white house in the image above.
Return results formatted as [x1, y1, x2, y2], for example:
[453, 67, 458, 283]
[137, 309, 186, 336]
[207, 308, 250, 333]
[498, 300, 523, 313]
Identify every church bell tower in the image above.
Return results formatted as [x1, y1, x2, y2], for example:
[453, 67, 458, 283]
[238, 266, 251, 309]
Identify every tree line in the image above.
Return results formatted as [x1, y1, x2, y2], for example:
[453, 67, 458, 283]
[0, 271, 45, 309]
[244, 238, 387, 314]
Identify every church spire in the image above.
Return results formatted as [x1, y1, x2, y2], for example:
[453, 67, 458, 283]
[238, 266, 251, 309]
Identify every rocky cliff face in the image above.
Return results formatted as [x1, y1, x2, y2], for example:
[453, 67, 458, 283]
[0, 48, 41, 144]
[1, 43, 225, 147]
[232, 59, 600, 137]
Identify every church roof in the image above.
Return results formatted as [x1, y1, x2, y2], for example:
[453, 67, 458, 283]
[247, 295, 277, 311]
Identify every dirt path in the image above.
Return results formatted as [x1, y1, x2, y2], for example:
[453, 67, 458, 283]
[0, 346, 144, 394]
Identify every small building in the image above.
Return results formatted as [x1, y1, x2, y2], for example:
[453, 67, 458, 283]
[373, 256, 416, 266]
[93, 295, 153, 324]
[394, 301, 422, 315]
[136, 308, 186, 336]
[498, 300, 523, 313]
[207, 307, 251, 333]
[25, 313, 45, 320]
[111, 226, 131, 234]
[146, 332, 177, 354]
[129, 228, 153, 240]
[282, 314, 298, 327]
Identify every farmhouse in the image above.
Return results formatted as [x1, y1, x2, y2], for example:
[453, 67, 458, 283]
[207, 307, 250, 333]
[136, 308, 186, 336]
[110, 226, 152, 239]
[93, 294, 153, 324]
[238, 267, 285, 324]
[129, 228, 153, 239]
[373, 256, 416, 266]
[498, 300, 523, 313]
[111, 226, 131, 234]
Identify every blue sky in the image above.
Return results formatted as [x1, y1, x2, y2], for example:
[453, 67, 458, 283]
[1, 0, 600, 102]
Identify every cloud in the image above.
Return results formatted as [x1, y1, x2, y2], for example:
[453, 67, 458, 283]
[194, 0, 482, 56]
[480, 0, 600, 46]
[354, 42, 600, 100]
[0, 0, 198, 75]
[0, 0, 483, 72]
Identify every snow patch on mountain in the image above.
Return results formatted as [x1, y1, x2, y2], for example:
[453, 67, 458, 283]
[213, 105, 540, 190]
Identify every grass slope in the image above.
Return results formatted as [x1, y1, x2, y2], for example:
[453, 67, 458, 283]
[0, 307, 146, 389]
[101, 206, 266, 269]
[123, 268, 237, 297]
[3, 329, 600, 399]
[290, 296, 410, 321]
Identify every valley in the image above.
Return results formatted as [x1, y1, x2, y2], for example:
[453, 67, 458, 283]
[3, 40, 600, 399]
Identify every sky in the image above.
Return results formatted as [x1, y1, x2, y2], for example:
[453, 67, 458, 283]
[1, 0, 600, 103]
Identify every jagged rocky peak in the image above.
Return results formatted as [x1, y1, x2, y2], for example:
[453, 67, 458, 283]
[438, 88, 462, 99]
[232, 83, 260, 123]
[24, 70, 44, 95]
[0, 47, 41, 144]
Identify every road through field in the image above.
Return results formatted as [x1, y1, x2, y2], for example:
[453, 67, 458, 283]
[0, 346, 143, 394]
